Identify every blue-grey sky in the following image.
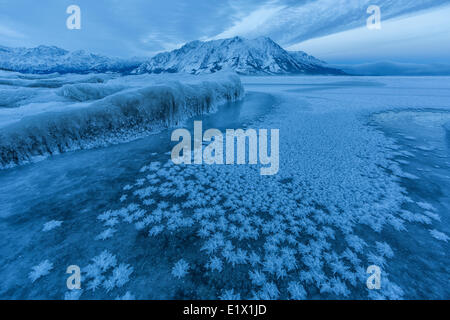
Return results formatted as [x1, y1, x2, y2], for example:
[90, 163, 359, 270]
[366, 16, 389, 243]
[0, 0, 449, 63]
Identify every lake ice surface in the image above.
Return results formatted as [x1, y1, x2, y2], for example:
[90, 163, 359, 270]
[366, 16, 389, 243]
[0, 74, 449, 299]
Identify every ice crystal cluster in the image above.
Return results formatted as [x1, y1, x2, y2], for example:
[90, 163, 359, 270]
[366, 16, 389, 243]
[95, 135, 415, 298]
[61, 250, 135, 300]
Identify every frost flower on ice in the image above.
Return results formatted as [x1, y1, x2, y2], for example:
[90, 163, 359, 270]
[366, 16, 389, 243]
[429, 229, 449, 242]
[116, 291, 135, 300]
[42, 220, 63, 232]
[219, 289, 241, 300]
[112, 263, 134, 287]
[171, 259, 189, 279]
[95, 228, 117, 240]
[29, 260, 53, 283]
[64, 289, 83, 300]
[287, 281, 307, 300]
[207, 256, 223, 273]
[249, 270, 266, 287]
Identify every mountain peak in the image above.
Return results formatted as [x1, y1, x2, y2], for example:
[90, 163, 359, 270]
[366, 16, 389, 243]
[231, 35, 245, 41]
[253, 36, 276, 43]
[135, 37, 344, 75]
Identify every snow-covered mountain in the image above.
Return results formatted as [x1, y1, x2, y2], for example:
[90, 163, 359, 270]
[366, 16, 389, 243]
[0, 38, 343, 75]
[288, 50, 327, 67]
[134, 37, 344, 75]
[0, 45, 143, 74]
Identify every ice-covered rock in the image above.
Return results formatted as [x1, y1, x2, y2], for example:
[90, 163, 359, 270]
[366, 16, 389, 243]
[0, 72, 244, 169]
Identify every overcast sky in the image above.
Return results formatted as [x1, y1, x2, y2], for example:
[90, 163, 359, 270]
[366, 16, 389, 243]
[0, 0, 449, 64]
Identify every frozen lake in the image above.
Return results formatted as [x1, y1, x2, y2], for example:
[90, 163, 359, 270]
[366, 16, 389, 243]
[0, 75, 449, 299]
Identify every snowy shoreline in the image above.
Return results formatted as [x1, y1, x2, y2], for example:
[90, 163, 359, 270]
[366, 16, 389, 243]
[0, 72, 244, 169]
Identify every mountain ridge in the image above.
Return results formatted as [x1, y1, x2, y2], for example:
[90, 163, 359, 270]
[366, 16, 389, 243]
[134, 36, 344, 75]
[0, 45, 143, 74]
[0, 38, 344, 75]
[333, 61, 450, 76]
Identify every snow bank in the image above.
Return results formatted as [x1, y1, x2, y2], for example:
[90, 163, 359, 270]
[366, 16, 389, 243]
[0, 88, 38, 108]
[0, 73, 244, 169]
[0, 71, 113, 89]
[57, 83, 126, 101]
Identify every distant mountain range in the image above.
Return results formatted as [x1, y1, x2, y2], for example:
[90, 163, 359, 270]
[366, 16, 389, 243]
[0, 37, 344, 75]
[134, 36, 344, 75]
[333, 61, 450, 76]
[0, 45, 142, 74]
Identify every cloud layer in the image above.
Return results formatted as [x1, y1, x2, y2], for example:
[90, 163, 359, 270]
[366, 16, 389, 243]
[0, 0, 448, 62]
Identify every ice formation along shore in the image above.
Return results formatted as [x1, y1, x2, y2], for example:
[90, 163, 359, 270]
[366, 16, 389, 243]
[0, 72, 244, 169]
